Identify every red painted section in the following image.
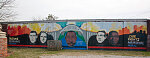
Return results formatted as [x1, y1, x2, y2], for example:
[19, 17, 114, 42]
[88, 46, 147, 50]
[8, 45, 47, 47]
[118, 25, 145, 35]
[7, 25, 31, 36]
[9, 45, 146, 49]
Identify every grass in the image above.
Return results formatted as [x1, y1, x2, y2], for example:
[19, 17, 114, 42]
[6, 47, 150, 58]
[7, 47, 59, 58]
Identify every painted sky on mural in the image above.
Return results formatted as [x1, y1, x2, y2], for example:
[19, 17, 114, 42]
[7, 22, 147, 36]
[14, 0, 150, 21]
[80, 22, 147, 35]
[7, 23, 62, 36]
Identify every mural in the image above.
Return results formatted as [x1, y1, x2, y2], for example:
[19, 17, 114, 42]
[84, 22, 124, 49]
[57, 22, 87, 50]
[88, 30, 122, 47]
[7, 24, 31, 45]
[7, 23, 60, 47]
[7, 22, 87, 49]
[85, 22, 147, 50]
[5, 21, 147, 50]
[123, 22, 147, 47]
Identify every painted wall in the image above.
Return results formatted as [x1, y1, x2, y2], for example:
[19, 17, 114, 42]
[147, 20, 150, 51]
[57, 22, 86, 49]
[6, 21, 147, 50]
[87, 22, 147, 50]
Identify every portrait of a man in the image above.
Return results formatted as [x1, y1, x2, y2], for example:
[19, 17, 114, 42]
[108, 31, 122, 46]
[65, 31, 77, 47]
[29, 31, 38, 44]
[96, 31, 107, 43]
[59, 30, 86, 49]
[88, 31, 108, 46]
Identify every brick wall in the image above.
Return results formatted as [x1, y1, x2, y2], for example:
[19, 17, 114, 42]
[0, 38, 7, 57]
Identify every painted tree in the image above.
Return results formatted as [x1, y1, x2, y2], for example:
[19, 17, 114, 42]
[0, 0, 16, 21]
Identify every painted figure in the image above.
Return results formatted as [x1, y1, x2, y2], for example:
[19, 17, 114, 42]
[65, 31, 77, 47]
[108, 31, 121, 46]
[29, 31, 38, 44]
[88, 31, 108, 46]
[40, 32, 47, 44]
[96, 31, 107, 43]
[38, 31, 54, 45]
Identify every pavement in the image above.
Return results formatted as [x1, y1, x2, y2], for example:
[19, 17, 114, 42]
[40, 55, 150, 58]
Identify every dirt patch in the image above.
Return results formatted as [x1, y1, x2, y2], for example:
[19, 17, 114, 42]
[7, 50, 13, 56]
[40, 50, 150, 58]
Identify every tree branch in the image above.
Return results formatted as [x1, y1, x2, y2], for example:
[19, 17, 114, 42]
[0, 0, 15, 21]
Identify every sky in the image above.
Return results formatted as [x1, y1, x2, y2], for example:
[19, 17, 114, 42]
[14, 0, 150, 21]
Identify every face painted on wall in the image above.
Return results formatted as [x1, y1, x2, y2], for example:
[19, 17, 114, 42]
[40, 32, 47, 43]
[109, 31, 119, 45]
[29, 31, 37, 43]
[96, 31, 106, 43]
[65, 31, 77, 47]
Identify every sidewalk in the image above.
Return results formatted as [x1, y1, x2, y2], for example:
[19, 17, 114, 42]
[40, 55, 150, 58]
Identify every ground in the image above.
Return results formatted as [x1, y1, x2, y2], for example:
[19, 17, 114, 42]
[5, 47, 150, 58]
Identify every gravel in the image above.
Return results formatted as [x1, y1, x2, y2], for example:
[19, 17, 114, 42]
[40, 55, 150, 58]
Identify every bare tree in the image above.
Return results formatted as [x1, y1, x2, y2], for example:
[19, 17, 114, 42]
[46, 14, 58, 20]
[33, 14, 58, 21]
[0, 0, 16, 21]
